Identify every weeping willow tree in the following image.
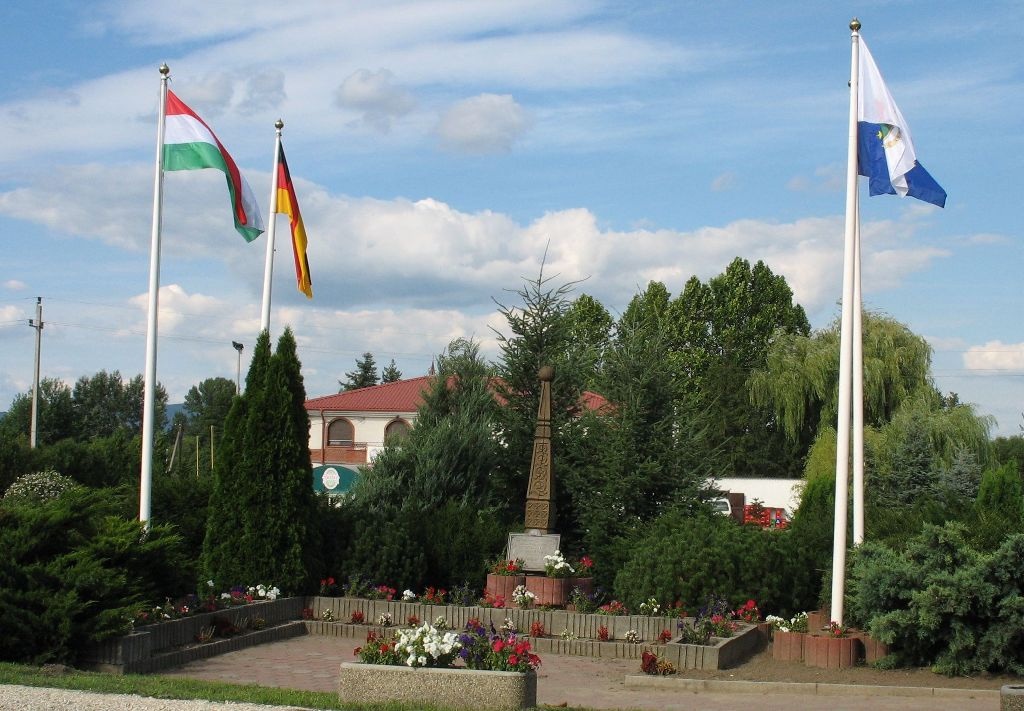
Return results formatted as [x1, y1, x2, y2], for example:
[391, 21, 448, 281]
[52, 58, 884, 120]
[749, 311, 935, 443]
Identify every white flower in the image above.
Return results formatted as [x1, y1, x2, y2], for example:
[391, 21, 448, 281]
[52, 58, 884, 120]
[220, 593, 231, 600]
[402, 589, 416, 601]
[206, 580, 214, 588]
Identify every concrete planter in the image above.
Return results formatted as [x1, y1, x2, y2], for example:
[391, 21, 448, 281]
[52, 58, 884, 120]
[339, 662, 536, 710]
[525, 576, 571, 607]
[804, 635, 859, 669]
[771, 630, 806, 662]
[485, 574, 525, 606]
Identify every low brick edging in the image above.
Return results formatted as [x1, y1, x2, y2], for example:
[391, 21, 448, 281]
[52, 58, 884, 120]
[339, 661, 537, 710]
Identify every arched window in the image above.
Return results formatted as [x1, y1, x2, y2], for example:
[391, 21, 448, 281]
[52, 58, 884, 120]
[384, 419, 411, 444]
[327, 418, 354, 446]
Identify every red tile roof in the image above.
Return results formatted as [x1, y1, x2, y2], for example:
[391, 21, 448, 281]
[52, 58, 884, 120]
[305, 375, 609, 414]
[305, 376, 432, 413]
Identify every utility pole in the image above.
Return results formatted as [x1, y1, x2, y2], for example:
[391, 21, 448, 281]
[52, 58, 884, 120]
[232, 341, 244, 394]
[28, 297, 43, 448]
[210, 425, 215, 470]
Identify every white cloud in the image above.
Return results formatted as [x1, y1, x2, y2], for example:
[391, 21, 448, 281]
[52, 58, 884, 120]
[436, 94, 530, 154]
[710, 172, 736, 192]
[4, 280, 27, 290]
[237, 70, 287, 113]
[963, 341, 1024, 372]
[335, 69, 415, 133]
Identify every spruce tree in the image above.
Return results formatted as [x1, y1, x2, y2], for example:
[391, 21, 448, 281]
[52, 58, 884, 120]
[340, 352, 379, 391]
[381, 359, 403, 383]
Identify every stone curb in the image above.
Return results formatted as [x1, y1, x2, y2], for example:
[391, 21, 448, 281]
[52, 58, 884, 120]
[624, 675, 1001, 699]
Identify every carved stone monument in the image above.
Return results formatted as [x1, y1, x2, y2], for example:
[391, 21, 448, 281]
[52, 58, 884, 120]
[524, 365, 556, 532]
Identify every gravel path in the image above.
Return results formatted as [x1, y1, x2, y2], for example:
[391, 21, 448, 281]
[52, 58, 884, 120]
[0, 685, 311, 711]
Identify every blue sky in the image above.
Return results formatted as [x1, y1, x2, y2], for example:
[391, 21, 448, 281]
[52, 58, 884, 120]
[1, 0, 1021, 435]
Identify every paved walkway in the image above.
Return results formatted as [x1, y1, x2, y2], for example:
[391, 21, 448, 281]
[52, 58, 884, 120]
[156, 634, 1000, 711]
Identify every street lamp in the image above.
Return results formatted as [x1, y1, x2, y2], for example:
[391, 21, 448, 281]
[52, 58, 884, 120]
[232, 341, 244, 394]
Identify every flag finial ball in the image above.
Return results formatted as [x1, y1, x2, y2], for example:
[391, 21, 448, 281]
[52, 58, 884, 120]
[538, 365, 554, 382]
[850, 18, 861, 31]
[275, 119, 284, 130]
[159, 64, 169, 76]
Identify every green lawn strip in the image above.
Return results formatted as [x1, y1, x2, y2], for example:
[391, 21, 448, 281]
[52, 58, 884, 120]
[0, 663, 598, 711]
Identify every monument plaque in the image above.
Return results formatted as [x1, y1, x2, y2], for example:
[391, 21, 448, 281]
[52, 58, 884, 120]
[508, 532, 561, 573]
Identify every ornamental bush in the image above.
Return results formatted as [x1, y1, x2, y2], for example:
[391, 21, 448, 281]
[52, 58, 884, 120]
[613, 505, 793, 615]
[2, 469, 78, 506]
[0, 485, 188, 664]
[847, 521, 1024, 675]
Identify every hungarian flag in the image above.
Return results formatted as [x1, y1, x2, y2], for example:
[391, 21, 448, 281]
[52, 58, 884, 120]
[276, 144, 312, 298]
[163, 90, 265, 241]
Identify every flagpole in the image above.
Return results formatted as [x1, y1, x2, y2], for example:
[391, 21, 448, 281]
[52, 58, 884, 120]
[852, 189, 865, 545]
[259, 119, 283, 335]
[830, 18, 861, 626]
[139, 63, 170, 527]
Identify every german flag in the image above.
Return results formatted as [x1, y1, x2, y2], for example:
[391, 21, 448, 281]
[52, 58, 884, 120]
[276, 143, 312, 298]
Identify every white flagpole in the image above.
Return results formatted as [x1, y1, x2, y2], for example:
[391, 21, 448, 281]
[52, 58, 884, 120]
[830, 19, 861, 626]
[853, 189, 865, 545]
[259, 119, 284, 335]
[139, 64, 170, 526]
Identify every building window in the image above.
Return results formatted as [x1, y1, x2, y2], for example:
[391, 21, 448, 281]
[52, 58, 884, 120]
[328, 418, 354, 446]
[384, 419, 411, 444]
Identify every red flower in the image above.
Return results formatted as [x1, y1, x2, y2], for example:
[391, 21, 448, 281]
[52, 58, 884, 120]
[320, 579, 327, 586]
[493, 640, 505, 653]
[508, 654, 519, 665]
[380, 644, 389, 653]
[515, 642, 528, 654]
[353, 647, 361, 655]
[528, 653, 540, 666]
[580, 555, 594, 569]
[328, 577, 335, 585]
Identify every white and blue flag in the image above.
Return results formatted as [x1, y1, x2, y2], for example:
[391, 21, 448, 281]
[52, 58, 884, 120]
[857, 38, 946, 207]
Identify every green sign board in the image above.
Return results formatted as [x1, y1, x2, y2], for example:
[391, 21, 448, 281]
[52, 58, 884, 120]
[312, 464, 359, 494]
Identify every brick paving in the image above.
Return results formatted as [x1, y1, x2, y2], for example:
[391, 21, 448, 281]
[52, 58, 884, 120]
[156, 633, 999, 711]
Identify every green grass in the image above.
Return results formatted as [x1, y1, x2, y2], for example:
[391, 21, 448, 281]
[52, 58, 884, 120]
[0, 662, 600, 710]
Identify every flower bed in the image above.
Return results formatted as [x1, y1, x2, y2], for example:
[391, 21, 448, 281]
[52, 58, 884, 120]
[79, 597, 305, 674]
[308, 597, 760, 670]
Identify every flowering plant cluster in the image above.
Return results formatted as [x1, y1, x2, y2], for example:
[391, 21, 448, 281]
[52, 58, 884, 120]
[434, 616, 449, 629]
[732, 599, 761, 623]
[393, 622, 462, 667]
[641, 650, 677, 676]
[512, 585, 536, 608]
[638, 597, 662, 616]
[670, 600, 688, 618]
[576, 555, 594, 573]
[355, 630, 401, 665]
[319, 577, 339, 596]
[543, 550, 575, 578]
[402, 589, 416, 601]
[624, 629, 641, 644]
[679, 594, 738, 644]
[458, 620, 542, 673]
[597, 600, 629, 616]
[568, 585, 602, 614]
[529, 620, 546, 637]
[489, 557, 525, 576]
[479, 590, 507, 608]
[133, 582, 279, 627]
[350, 610, 365, 624]
[370, 585, 397, 601]
[420, 587, 448, 605]
[828, 621, 849, 638]
[597, 625, 609, 642]
[765, 611, 808, 633]
[377, 612, 393, 627]
[658, 629, 673, 644]
[407, 614, 421, 627]
[2, 470, 78, 505]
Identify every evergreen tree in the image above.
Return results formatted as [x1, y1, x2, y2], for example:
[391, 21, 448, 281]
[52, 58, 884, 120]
[492, 267, 589, 526]
[381, 359, 403, 383]
[340, 352, 379, 391]
[202, 331, 270, 589]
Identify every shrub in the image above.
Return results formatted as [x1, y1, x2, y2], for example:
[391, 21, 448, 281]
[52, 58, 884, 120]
[2, 469, 78, 506]
[847, 522, 1024, 675]
[613, 506, 791, 614]
[0, 485, 188, 664]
